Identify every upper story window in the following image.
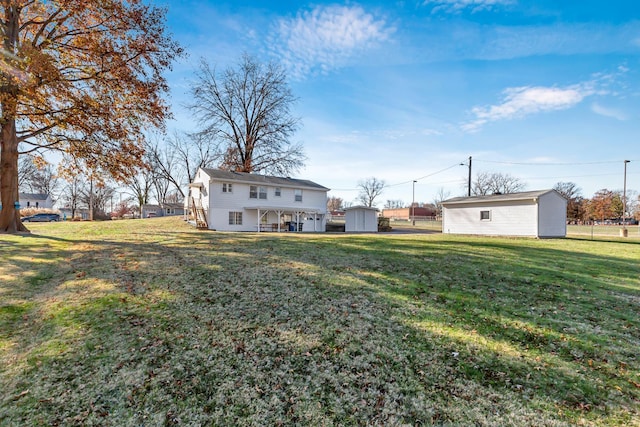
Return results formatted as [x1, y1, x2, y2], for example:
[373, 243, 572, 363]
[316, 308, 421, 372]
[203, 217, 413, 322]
[222, 183, 233, 193]
[294, 189, 303, 202]
[275, 187, 281, 197]
[250, 186, 268, 199]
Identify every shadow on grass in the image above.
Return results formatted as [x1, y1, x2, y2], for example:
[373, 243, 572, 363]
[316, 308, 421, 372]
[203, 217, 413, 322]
[1, 222, 639, 425]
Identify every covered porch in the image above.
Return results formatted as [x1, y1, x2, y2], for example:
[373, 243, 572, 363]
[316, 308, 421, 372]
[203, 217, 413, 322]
[247, 206, 326, 232]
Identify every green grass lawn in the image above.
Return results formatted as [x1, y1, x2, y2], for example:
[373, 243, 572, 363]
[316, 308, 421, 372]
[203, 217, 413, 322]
[1, 218, 639, 426]
[567, 225, 640, 239]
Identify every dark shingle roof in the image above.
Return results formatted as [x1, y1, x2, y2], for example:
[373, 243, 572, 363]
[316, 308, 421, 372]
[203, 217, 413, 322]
[201, 168, 329, 191]
[442, 189, 564, 205]
[19, 193, 50, 200]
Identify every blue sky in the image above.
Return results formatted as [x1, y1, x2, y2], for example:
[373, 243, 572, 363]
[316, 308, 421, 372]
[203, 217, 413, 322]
[161, 0, 640, 206]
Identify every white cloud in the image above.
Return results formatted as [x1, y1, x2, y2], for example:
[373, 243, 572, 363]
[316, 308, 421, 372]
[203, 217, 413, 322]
[591, 103, 628, 121]
[462, 85, 590, 132]
[271, 5, 394, 79]
[423, 0, 514, 13]
[462, 67, 631, 132]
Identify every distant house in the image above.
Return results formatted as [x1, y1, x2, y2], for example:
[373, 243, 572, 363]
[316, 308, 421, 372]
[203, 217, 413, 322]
[141, 203, 185, 218]
[441, 190, 567, 238]
[345, 206, 379, 232]
[188, 168, 329, 232]
[19, 193, 53, 209]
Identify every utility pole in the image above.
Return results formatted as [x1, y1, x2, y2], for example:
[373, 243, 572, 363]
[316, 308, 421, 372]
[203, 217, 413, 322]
[467, 156, 472, 197]
[89, 176, 94, 221]
[622, 160, 630, 237]
[412, 180, 417, 226]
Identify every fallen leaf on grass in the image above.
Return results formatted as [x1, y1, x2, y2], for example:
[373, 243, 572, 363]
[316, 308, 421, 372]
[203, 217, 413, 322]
[12, 390, 29, 401]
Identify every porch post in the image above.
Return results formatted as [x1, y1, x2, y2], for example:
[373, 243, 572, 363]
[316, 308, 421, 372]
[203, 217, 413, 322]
[257, 208, 261, 232]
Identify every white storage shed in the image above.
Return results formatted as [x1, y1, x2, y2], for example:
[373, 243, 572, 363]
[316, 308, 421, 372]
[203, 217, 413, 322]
[345, 206, 379, 232]
[441, 190, 567, 238]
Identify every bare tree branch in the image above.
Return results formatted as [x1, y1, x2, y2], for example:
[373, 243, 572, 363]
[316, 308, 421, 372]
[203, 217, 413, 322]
[188, 54, 304, 176]
[357, 177, 385, 207]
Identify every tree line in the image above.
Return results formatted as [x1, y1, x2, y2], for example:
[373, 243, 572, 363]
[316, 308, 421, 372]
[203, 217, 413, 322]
[553, 182, 639, 224]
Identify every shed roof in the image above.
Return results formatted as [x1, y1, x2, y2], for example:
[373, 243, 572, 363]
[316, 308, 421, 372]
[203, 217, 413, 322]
[345, 205, 379, 211]
[200, 168, 329, 191]
[441, 189, 564, 206]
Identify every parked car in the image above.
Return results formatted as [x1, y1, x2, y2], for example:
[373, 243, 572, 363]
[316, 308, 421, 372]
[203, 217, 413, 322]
[22, 213, 61, 222]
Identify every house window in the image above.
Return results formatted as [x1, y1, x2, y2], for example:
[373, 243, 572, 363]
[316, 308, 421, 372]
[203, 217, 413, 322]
[275, 187, 281, 197]
[259, 186, 267, 199]
[222, 183, 233, 193]
[480, 210, 491, 220]
[229, 211, 243, 225]
[294, 189, 302, 202]
[249, 186, 258, 199]
[166, 208, 175, 215]
[26, 201, 30, 207]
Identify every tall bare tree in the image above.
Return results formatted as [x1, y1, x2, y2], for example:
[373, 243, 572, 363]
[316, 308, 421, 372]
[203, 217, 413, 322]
[471, 172, 525, 196]
[432, 187, 451, 218]
[357, 177, 385, 207]
[18, 154, 38, 192]
[18, 154, 59, 200]
[553, 182, 585, 222]
[147, 132, 219, 201]
[0, 1, 182, 233]
[327, 196, 344, 211]
[188, 54, 305, 176]
[80, 180, 115, 220]
[168, 131, 219, 187]
[60, 175, 83, 219]
[124, 166, 154, 218]
[384, 199, 404, 209]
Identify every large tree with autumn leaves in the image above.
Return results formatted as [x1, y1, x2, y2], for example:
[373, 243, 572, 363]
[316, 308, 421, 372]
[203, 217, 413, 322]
[0, 0, 181, 233]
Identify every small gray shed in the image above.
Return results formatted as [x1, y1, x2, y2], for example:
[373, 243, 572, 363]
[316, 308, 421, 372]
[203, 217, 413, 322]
[441, 190, 567, 238]
[345, 206, 379, 232]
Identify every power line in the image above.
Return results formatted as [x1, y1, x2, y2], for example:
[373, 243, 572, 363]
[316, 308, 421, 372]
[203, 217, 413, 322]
[386, 161, 467, 188]
[525, 172, 628, 181]
[475, 159, 638, 166]
[329, 157, 636, 194]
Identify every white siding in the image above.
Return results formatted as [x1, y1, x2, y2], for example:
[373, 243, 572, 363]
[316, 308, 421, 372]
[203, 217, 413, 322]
[538, 192, 567, 237]
[196, 171, 327, 232]
[190, 170, 210, 222]
[345, 208, 378, 232]
[443, 200, 538, 236]
[19, 195, 53, 209]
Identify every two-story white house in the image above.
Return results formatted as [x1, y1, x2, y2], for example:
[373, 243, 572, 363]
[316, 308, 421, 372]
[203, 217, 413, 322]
[188, 168, 329, 232]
